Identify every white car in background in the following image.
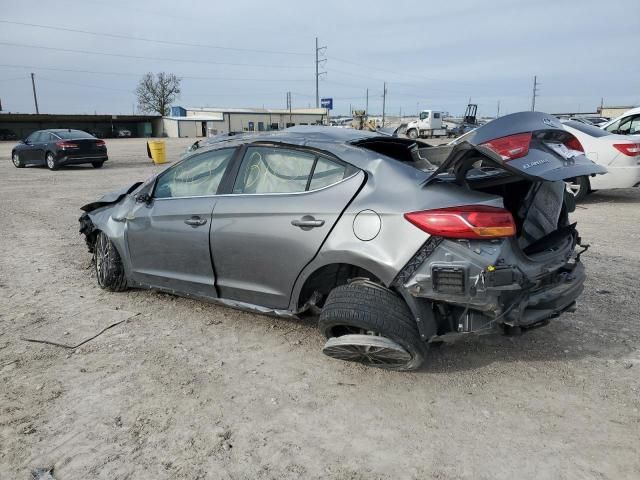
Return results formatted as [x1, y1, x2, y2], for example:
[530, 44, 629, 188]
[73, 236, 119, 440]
[561, 120, 640, 200]
[601, 106, 640, 139]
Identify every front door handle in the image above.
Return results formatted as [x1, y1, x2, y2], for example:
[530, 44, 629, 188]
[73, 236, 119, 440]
[291, 216, 325, 230]
[184, 216, 207, 227]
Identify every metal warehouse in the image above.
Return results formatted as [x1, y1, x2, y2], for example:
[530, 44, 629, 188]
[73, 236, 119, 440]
[163, 106, 328, 138]
[0, 113, 162, 139]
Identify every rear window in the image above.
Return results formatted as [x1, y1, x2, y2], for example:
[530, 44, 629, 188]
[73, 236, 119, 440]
[55, 130, 96, 139]
[564, 121, 610, 138]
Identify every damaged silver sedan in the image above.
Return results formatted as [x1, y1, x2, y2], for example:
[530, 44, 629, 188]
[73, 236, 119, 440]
[79, 112, 605, 370]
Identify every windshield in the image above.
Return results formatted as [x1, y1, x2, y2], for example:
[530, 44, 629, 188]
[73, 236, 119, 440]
[55, 130, 96, 139]
[564, 120, 610, 138]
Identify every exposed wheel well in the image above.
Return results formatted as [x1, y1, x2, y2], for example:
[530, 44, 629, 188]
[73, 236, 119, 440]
[297, 263, 381, 310]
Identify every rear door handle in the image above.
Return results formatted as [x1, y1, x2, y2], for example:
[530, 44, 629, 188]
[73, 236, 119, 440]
[184, 216, 207, 227]
[291, 216, 325, 229]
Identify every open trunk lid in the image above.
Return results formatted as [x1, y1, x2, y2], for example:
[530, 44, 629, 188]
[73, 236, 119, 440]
[419, 112, 606, 185]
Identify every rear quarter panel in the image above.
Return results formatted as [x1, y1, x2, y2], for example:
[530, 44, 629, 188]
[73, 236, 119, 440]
[288, 148, 504, 310]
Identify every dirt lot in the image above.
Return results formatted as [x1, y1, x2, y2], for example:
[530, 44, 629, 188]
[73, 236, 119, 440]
[0, 137, 639, 480]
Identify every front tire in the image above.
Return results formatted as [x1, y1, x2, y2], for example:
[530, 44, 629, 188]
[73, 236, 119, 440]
[406, 129, 418, 140]
[12, 152, 24, 168]
[94, 232, 128, 292]
[567, 176, 589, 201]
[319, 282, 427, 371]
[46, 152, 58, 170]
[92, 161, 105, 169]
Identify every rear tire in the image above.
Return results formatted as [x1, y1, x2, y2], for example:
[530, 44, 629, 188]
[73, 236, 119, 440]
[46, 152, 58, 171]
[92, 161, 104, 168]
[567, 176, 589, 201]
[319, 282, 427, 371]
[94, 232, 128, 292]
[12, 152, 24, 168]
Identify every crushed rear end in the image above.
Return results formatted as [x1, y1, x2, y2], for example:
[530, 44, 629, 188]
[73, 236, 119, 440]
[389, 112, 606, 338]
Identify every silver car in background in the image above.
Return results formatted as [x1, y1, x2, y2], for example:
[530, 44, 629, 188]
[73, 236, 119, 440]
[80, 112, 605, 370]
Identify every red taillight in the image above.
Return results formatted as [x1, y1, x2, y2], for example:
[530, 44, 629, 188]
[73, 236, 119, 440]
[56, 141, 79, 148]
[404, 206, 516, 239]
[95, 140, 106, 147]
[480, 132, 532, 161]
[613, 143, 640, 157]
[564, 135, 584, 152]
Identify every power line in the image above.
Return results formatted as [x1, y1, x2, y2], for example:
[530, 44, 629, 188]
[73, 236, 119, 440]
[0, 20, 309, 57]
[0, 63, 311, 82]
[0, 41, 312, 70]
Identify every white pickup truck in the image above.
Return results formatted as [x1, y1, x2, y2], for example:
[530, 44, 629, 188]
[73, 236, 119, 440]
[405, 110, 451, 139]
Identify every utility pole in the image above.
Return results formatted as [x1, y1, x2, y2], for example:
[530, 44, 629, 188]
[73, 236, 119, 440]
[315, 37, 326, 108]
[30, 72, 39, 114]
[531, 75, 539, 112]
[365, 89, 369, 114]
[382, 82, 387, 127]
[496, 100, 500, 118]
[286, 91, 292, 125]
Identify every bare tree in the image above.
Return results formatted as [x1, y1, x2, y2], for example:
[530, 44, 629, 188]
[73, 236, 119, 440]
[135, 72, 181, 116]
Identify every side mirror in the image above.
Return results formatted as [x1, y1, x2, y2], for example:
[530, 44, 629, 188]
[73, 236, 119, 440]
[135, 193, 152, 204]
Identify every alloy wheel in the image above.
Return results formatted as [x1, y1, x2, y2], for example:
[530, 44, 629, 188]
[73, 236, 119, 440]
[46, 154, 55, 169]
[95, 234, 111, 286]
[12, 153, 20, 167]
[567, 180, 581, 197]
[322, 334, 412, 368]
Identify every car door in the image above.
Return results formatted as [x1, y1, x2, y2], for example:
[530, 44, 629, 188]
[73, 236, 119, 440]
[125, 147, 236, 298]
[32, 131, 52, 164]
[20, 131, 41, 162]
[210, 145, 364, 309]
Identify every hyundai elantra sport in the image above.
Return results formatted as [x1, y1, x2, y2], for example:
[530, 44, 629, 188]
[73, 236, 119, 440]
[79, 112, 605, 370]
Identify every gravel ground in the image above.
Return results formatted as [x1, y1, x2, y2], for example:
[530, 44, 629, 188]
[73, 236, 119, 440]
[0, 137, 639, 480]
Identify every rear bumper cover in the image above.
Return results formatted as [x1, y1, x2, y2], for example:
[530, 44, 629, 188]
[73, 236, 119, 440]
[398, 234, 585, 334]
[57, 152, 108, 165]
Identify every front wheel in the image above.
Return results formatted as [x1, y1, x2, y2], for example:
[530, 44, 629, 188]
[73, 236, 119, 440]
[94, 232, 128, 292]
[319, 282, 427, 371]
[92, 161, 105, 169]
[406, 129, 418, 140]
[12, 152, 24, 168]
[46, 152, 58, 171]
[566, 176, 590, 201]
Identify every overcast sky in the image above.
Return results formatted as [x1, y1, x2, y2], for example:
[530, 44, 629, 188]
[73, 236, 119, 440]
[0, 0, 638, 117]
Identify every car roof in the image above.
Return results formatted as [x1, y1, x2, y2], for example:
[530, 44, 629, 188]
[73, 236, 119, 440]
[194, 126, 417, 172]
[601, 106, 640, 128]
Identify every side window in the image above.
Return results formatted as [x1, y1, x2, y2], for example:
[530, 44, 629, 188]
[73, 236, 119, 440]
[233, 147, 315, 194]
[309, 157, 348, 190]
[629, 115, 640, 134]
[154, 148, 235, 199]
[26, 132, 39, 143]
[433, 112, 441, 119]
[604, 120, 619, 133]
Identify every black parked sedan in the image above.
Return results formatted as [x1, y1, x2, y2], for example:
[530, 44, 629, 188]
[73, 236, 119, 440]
[11, 129, 108, 170]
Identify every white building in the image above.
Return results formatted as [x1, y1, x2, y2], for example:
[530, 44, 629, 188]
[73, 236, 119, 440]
[162, 106, 328, 138]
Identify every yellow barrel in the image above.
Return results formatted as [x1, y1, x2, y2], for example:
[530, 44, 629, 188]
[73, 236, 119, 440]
[147, 140, 166, 164]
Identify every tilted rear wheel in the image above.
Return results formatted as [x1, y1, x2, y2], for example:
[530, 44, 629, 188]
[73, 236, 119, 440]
[319, 282, 427, 371]
[94, 232, 128, 292]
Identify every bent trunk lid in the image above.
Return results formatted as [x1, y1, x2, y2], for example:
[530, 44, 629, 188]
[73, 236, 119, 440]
[420, 112, 606, 185]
